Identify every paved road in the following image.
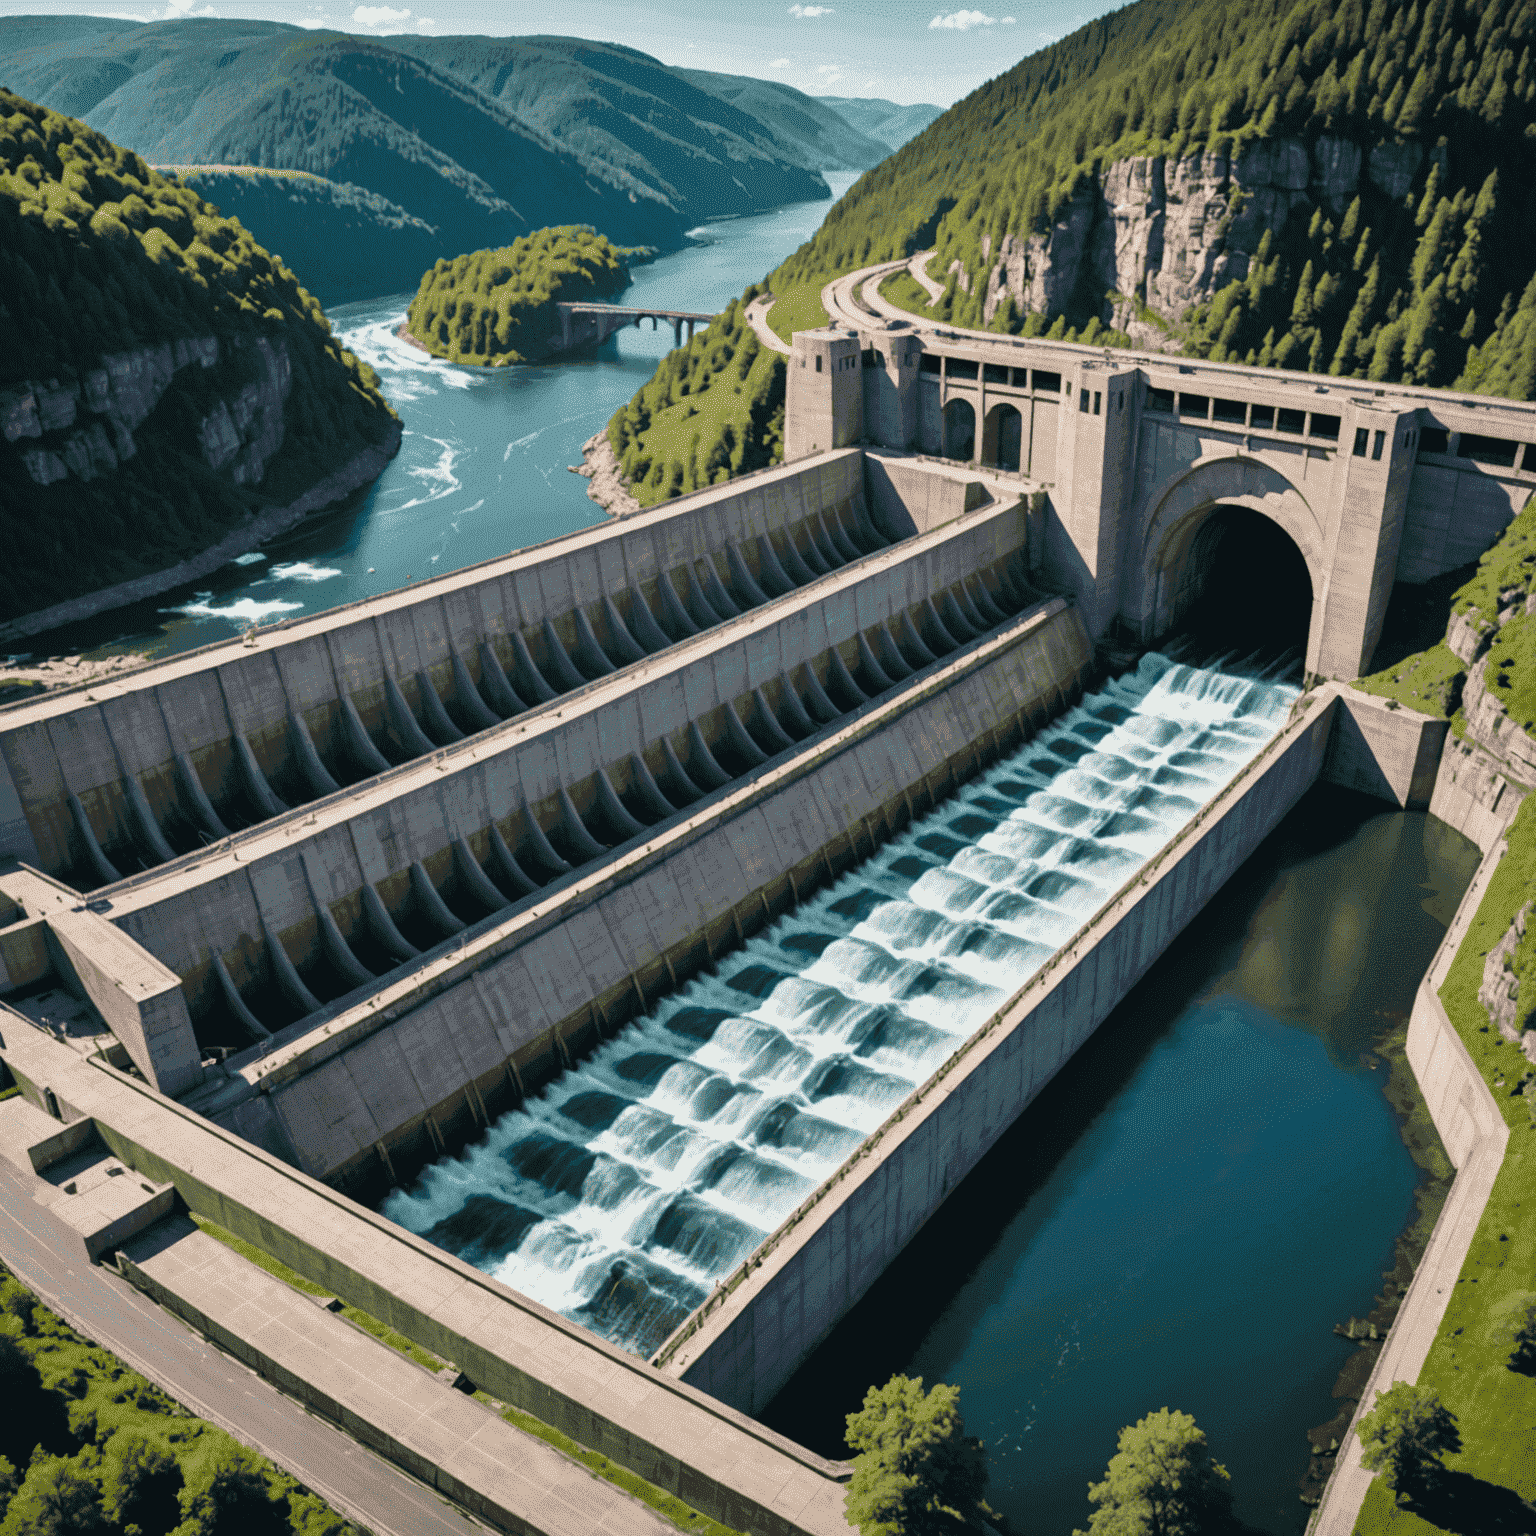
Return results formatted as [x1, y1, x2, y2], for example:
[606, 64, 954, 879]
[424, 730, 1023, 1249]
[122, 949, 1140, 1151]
[743, 294, 790, 355]
[0, 1165, 490, 1536]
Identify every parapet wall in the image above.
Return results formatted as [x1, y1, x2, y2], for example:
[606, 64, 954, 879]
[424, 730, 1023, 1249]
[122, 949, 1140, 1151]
[0, 450, 870, 883]
[664, 689, 1340, 1413]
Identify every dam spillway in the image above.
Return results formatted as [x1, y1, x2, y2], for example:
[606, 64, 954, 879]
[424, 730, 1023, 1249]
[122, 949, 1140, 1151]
[382, 651, 1300, 1358]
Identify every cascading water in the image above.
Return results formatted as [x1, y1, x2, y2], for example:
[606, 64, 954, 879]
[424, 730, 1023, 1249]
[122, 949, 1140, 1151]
[382, 651, 1301, 1358]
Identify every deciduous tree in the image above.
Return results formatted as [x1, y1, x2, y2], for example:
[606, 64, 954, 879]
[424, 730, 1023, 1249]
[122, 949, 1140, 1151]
[1356, 1382, 1462, 1501]
[1075, 1407, 1234, 1536]
[843, 1375, 990, 1536]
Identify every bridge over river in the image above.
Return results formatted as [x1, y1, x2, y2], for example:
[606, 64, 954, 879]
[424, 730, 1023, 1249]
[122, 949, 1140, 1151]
[554, 300, 715, 352]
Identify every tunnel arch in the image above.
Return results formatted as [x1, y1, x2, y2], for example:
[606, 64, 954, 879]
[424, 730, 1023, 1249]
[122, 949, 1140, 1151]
[944, 399, 976, 462]
[982, 402, 1023, 472]
[1135, 456, 1325, 667]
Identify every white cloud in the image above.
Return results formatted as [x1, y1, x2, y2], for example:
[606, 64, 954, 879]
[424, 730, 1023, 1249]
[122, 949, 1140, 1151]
[788, 4, 832, 16]
[163, 0, 217, 15]
[294, 15, 329, 25]
[768, 56, 791, 67]
[1001, 13, 1016, 19]
[929, 8, 999, 28]
[815, 62, 845, 84]
[352, 3, 408, 26]
[415, 14, 435, 26]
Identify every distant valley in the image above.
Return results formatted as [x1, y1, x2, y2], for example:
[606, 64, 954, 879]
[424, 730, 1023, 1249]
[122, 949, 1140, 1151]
[0, 17, 929, 303]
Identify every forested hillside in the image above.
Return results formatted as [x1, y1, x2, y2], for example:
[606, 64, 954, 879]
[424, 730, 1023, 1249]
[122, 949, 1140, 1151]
[674, 69, 891, 171]
[167, 167, 440, 304]
[406, 228, 635, 365]
[0, 89, 396, 622]
[613, 0, 1536, 508]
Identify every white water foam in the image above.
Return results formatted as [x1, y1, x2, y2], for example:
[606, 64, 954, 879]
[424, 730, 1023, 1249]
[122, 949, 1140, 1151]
[383, 653, 1300, 1358]
[161, 595, 304, 623]
[267, 562, 343, 584]
[230, 552, 267, 566]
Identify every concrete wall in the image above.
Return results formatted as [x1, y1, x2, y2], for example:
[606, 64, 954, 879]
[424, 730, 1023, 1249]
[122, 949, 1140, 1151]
[1322, 688, 1447, 809]
[45, 909, 202, 1095]
[665, 689, 1338, 1413]
[863, 453, 996, 536]
[223, 599, 1093, 1195]
[105, 500, 1030, 1008]
[0, 451, 867, 880]
[1311, 754, 1518, 1534]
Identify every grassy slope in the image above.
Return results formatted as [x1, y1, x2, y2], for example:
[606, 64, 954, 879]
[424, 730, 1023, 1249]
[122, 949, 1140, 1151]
[191, 1217, 746, 1536]
[1354, 797, 1536, 1533]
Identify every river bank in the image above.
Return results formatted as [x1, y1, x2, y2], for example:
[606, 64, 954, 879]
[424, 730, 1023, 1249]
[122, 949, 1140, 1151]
[573, 429, 640, 516]
[0, 423, 403, 646]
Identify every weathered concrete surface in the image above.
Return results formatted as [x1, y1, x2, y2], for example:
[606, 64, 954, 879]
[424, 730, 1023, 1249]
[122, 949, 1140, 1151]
[1322, 688, 1447, 809]
[1429, 734, 1527, 851]
[1311, 773, 1517, 1534]
[207, 598, 1092, 1195]
[103, 495, 1028, 1012]
[664, 686, 1339, 1413]
[819, 259, 1536, 678]
[0, 1020, 854, 1536]
[0, 449, 866, 881]
[45, 906, 203, 1095]
[119, 1218, 677, 1536]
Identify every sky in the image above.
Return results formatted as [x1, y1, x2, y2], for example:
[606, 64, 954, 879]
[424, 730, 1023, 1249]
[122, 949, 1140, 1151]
[0, 0, 1120, 105]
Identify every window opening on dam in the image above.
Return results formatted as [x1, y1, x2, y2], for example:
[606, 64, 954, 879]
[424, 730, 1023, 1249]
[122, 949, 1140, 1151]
[944, 398, 976, 462]
[1172, 507, 1313, 659]
[381, 651, 1300, 1360]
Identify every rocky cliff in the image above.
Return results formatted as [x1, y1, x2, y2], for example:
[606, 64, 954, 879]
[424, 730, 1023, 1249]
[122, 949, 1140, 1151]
[966, 134, 1433, 346]
[0, 334, 291, 491]
[0, 87, 397, 623]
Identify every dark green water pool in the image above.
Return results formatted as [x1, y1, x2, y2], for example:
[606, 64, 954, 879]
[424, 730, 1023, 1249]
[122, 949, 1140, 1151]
[761, 784, 1479, 1535]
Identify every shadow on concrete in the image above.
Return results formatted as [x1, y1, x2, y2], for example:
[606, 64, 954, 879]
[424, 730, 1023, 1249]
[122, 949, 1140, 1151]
[1365, 559, 1479, 676]
[1401, 1470, 1536, 1535]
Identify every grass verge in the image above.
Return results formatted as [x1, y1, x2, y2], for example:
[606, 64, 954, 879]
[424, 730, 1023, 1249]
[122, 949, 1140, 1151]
[877, 268, 935, 316]
[1353, 640, 1466, 718]
[192, 1217, 749, 1536]
[767, 280, 830, 345]
[1353, 794, 1536, 1533]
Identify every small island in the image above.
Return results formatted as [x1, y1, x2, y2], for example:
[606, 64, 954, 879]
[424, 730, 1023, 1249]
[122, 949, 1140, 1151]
[405, 226, 644, 367]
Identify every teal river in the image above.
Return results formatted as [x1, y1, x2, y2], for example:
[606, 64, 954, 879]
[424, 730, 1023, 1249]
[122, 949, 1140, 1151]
[761, 786, 1478, 1534]
[21, 173, 1483, 1534]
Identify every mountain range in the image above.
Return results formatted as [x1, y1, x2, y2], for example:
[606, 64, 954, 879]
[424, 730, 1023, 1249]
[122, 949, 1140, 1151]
[0, 17, 933, 303]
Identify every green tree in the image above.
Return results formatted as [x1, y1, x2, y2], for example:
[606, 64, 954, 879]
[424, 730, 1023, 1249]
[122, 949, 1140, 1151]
[174, 1443, 289, 1536]
[1356, 1382, 1462, 1502]
[1075, 1407, 1234, 1536]
[99, 1431, 183, 1533]
[1489, 1289, 1536, 1372]
[0, 1454, 108, 1536]
[843, 1375, 989, 1536]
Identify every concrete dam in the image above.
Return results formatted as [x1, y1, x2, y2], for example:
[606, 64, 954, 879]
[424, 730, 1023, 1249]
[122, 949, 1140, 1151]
[0, 317, 1529, 1536]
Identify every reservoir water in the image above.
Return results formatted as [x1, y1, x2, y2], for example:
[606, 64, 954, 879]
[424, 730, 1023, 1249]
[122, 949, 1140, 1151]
[381, 652, 1301, 1356]
[15, 173, 858, 663]
[760, 782, 1479, 1535]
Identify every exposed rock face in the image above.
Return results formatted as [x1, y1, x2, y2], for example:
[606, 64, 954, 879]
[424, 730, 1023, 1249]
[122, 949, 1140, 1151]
[977, 133, 1423, 333]
[1, 333, 289, 491]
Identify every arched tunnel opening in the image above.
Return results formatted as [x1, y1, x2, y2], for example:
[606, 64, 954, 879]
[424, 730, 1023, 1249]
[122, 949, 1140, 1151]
[1170, 507, 1313, 660]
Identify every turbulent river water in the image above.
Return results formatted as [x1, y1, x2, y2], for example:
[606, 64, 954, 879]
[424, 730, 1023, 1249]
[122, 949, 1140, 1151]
[382, 652, 1302, 1355]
